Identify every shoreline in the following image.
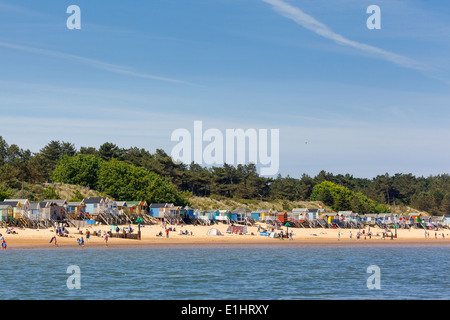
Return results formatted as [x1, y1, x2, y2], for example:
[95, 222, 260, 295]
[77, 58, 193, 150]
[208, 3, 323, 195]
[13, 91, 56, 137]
[1, 222, 449, 250]
[6, 240, 450, 250]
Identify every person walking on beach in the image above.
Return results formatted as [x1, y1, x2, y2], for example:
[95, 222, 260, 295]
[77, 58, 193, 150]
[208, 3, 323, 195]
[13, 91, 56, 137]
[104, 232, 109, 247]
[166, 228, 169, 238]
[0, 234, 6, 250]
[77, 237, 85, 247]
[50, 235, 57, 246]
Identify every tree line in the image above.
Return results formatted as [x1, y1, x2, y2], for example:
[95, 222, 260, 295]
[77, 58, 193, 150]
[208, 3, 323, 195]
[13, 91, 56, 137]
[0, 137, 449, 215]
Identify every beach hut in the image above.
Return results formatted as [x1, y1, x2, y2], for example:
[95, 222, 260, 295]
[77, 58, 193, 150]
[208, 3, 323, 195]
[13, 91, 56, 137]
[251, 211, 261, 221]
[292, 208, 308, 222]
[230, 207, 250, 223]
[3, 199, 30, 219]
[193, 209, 202, 219]
[68, 201, 86, 217]
[38, 201, 52, 220]
[28, 202, 41, 221]
[431, 216, 445, 228]
[214, 210, 230, 223]
[443, 215, 450, 228]
[207, 228, 223, 236]
[44, 199, 68, 221]
[0, 200, 23, 220]
[308, 209, 320, 220]
[149, 203, 176, 219]
[83, 197, 108, 216]
[361, 213, 378, 226]
[0, 204, 13, 222]
[126, 201, 148, 215]
[260, 209, 277, 224]
[116, 201, 128, 213]
[181, 206, 195, 220]
[277, 212, 288, 224]
[338, 211, 361, 227]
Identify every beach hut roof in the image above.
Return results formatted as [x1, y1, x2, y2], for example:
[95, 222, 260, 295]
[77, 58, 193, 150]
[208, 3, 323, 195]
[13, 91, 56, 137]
[4, 199, 29, 205]
[39, 201, 52, 208]
[363, 213, 378, 217]
[0, 204, 13, 210]
[149, 203, 173, 208]
[408, 213, 421, 217]
[0, 201, 20, 207]
[83, 197, 107, 204]
[29, 202, 41, 210]
[45, 199, 68, 206]
[126, 201, 145, 206]
[68, 201, 86, 207]
[292, 208, 308, 213]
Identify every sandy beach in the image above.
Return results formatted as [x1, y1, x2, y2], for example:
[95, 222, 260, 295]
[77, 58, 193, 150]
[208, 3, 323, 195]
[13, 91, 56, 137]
[1, 222, 449, 250]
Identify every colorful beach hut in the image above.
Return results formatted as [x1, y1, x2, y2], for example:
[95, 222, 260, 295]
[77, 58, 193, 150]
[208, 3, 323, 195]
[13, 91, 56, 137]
[0, 204, 13, 222]
[3, 199, 29, 219]
[149, 203, 176, 219]
[181, 206, 195, 220]
[68, 201, 86, 217]
[44, 199, 68, 220]
[83, 197, 108, 217]
[126, 201, 148, 215]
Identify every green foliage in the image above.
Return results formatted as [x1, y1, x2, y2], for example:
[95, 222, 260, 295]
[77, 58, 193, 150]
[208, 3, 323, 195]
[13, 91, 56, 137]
[0, 185, 11, 201]
[97, 158, 189, 206]
[52, 156, 189, 206]
[310, 181, 390, 213]
[0, 136, 449, 215]
[51, 154, 103, 189]
[42, 186, 60, 200]
[70, 189, 85, 202]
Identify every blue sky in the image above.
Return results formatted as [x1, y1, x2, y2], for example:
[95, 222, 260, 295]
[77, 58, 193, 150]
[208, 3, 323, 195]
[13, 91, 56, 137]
[0, 0, 449, 178]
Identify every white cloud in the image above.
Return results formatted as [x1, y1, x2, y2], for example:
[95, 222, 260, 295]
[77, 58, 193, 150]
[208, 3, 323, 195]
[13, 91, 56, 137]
[261, 0, 428, 71]
[0, 41, 196, 85]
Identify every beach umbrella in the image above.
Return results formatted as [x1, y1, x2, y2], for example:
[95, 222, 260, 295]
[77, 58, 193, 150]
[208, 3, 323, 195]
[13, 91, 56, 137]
[285, 222, 291, 234]
[135, 217, 143, 223]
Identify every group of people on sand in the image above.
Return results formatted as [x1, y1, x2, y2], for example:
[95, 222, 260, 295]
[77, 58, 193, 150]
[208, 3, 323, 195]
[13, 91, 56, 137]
[425, 230, 446, 239]
[278, 230, 293, 240]
[338, 229, 379, 241]
[49, 227, 110, 248]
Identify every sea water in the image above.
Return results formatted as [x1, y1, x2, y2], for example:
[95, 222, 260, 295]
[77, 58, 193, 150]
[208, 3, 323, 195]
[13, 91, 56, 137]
[0, 247, 448, 300]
